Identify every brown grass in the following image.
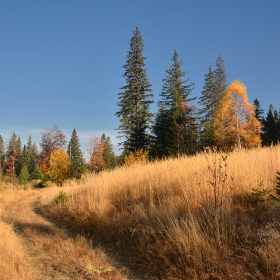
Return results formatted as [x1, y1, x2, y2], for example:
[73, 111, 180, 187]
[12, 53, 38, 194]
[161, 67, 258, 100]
[0, 183, 130, 279]
[4, 145, 280, 279]
[0, 185, 33, 280]
[39, 145, 280, 279]
[0, 220, 31, 280]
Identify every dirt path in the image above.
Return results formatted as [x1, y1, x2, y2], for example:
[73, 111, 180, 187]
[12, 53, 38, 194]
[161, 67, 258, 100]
[3, 188, 136, 280]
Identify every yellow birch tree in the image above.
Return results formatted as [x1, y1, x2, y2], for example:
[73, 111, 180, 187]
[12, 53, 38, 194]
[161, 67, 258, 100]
[48, 149, 70, 185]
[213, 80, 261, 151]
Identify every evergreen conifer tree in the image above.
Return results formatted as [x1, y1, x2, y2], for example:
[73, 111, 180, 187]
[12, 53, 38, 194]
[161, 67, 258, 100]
[153, 50, 196, 157]
[152, 104, 173, 158]
[0, 135, 4, 172]
[20, 136, 38, 177]
[262, 104, 280, 145]
[31, 165, 45, 180]
[214, 55, 228, 100]
[67, 128, 86, 179]
[199, 56, 228, 149]
[116, 27, 154, 153]
[253, 99, 264, 123]
[199, 65, 219, 147]
[19, 165, 29, 186]
[101, 134, 117, 170]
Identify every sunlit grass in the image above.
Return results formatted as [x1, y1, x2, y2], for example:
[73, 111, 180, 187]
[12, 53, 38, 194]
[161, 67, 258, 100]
[38, 145, 280, 279]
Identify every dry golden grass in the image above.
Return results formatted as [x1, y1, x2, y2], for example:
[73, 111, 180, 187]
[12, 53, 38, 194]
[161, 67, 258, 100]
[0, 220, 31, 280]
[0, 183, 130, 280]
[36, 146, 280, 279]
[0, 185, 33, 280]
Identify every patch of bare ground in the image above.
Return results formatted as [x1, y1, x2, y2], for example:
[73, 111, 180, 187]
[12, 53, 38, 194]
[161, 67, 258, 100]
[2, 187, 137, 280]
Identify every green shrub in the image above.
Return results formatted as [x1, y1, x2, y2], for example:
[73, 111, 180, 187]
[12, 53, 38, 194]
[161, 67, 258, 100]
[54, 191, 68, 204]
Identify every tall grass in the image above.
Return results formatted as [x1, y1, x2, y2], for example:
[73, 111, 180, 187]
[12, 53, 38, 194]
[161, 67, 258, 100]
[39, 145, 280, 279]
[0, 186, 31, 280]
[0, 221, 30, 280]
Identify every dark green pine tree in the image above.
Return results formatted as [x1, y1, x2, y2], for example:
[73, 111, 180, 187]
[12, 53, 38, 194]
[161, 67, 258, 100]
[21, 145, 29, 170]
[18, 165, 29, 186]
[116, 27, 154, 153]
[153, 50, 196, 158]
[0, 135, 5, 172]
[67, 128, 86, 179]
[152, 103, 173, 158]
[15, 137, 22, 176]
[31, 165, 45, 180]
[214, 55, 228, 100]
[198, 56, 228, 149]
[198, 65, 219, 148]
[253, 98, 264, 123]
[21, 136, 38, 177]
[262, 104, 280, 146]
[101, 134, 118, 170]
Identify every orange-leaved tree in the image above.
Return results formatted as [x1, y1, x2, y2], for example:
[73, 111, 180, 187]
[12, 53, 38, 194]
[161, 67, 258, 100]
[87, 136, 106, 173]
[48, 149, 70, 185]
[213, 80, 261, 151]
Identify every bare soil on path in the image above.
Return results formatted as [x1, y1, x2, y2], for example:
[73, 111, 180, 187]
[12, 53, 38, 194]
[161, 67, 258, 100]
[3, 188, 138, 280]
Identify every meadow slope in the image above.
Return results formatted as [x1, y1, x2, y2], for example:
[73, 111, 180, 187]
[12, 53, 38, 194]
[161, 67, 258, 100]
[1, 146, 280, 279]
[39, 146, 280, 279]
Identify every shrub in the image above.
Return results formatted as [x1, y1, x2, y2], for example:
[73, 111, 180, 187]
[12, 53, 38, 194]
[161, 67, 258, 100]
[123, 149, 149, 167]
[54, 190, 68, 204]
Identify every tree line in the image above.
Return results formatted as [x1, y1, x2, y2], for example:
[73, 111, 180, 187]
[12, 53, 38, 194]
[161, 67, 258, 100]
[116, 27, 278, 159]
[0, 126, 117, 186]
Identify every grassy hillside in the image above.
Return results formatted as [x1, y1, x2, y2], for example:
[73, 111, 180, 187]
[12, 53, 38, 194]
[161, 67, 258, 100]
[38, 145, 280, 279]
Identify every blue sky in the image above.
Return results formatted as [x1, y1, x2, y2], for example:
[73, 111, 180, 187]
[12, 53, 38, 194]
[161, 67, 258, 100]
[0, 0, 279, 156]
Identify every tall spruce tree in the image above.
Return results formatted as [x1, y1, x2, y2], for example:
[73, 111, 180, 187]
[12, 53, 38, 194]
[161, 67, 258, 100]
[262, 104, 280, 145]
[214, 55, 228, 100]
[67, 128, 86, 179]
[0, 135, 4, 172]
[21, 136, 38, 176]
[199, 56, 228, 149]
[116, 27, 154, 154]
[153, 50, 196, 157]
[253, 98, 264, 123]
[199, 65, 219, 147]
[152, 104, 173, 158]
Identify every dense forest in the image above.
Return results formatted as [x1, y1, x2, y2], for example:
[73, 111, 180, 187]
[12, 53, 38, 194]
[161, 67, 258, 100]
[1, 27, 279, 186]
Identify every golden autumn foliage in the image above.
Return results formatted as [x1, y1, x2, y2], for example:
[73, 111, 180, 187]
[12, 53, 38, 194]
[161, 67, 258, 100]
[48, 149, 70, 185]
[214, 80, 262, 150]
[124, 148, 149, 167]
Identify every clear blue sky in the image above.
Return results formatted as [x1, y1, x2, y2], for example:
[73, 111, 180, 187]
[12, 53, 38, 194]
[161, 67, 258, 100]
[1, 0, 279, 156]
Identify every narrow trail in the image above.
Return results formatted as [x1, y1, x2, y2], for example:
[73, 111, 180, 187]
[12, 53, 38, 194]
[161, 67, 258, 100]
[3, 188, 138, 280]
